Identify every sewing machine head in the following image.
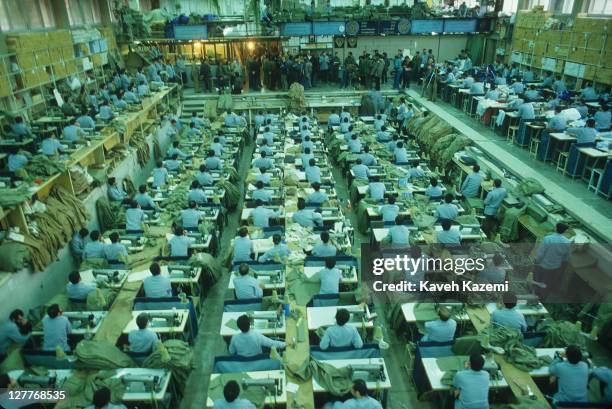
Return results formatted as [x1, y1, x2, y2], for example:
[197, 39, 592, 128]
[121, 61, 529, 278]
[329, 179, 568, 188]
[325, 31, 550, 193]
[63, 312, 100, 330]
[92, 269, 126, 284]
[337, 265, 354, 279]
[18, 374, 57, 388]
[242, 378, 282, 396]
[482, 358, 501, 379]
[147, 311, 181, 328]
[349, 364, 386, 383]
[516, 294, 540, 307]
[247, 310, 283, 329]
[345, 305, 368, 322]
[167, 264, 197, 278]
[121, 373, 163, 393]
[252, 269, 283, 284]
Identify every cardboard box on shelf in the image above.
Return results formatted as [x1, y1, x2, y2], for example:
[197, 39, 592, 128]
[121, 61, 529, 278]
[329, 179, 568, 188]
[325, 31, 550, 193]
[586, 33, 605, 50]
[583, 50, 602, 65]
[0, 78, 11, 97]
[583, 65, 596, 80]
[36, 51, 52, 67]
[594, 68, 611, 84]
[568, 48, 585, 62]
[15, 53, 36, 69]
[62, 46, 75, 60]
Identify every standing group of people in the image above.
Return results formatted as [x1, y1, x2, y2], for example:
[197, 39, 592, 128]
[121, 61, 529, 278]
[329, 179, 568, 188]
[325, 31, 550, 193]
[198, 57, 244, 94]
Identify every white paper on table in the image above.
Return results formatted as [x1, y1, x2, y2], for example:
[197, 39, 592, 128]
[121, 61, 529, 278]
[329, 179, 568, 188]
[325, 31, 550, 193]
[127, 269, 152, 282]
[286, 382, 299, 394]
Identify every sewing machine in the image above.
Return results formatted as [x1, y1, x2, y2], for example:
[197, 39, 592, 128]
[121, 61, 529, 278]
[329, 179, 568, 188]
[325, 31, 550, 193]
[516, 294, 542, 308]
[247, 310, 284, 330]
[337, 265, 356, 280]
[345, 305, 372, 323]
[147, 311, 183, 328]
[18, 374, 57, 388]
[251, 268, 284, 284]
[242, 378, 283, 397]
[166, 264, 198, 279]
[349, 364, 387, 383]
[121, 373, 164, 393]
[63, 311, 105, 331]
[92, 269, 128, 285]
[483, 357, 502, 380]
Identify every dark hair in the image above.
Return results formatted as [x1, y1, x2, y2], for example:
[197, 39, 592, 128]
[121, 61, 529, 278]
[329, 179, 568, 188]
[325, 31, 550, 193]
[139, 184, 147, 194]
[503, 292, 517, 309]
[108, 177, 116, 185]
[309, 158, 316, 166]
[189, 200, 197, 209]
[388, 195, 396, 204]
[223, 380, 241, 402]
[93, 387, 112, 408]
[312, 182, 321, 191]
[325, 257, 336, 269]
[441, 219, 452, 231]
[238, 227, 248, 237]
[0, 373, 10, 388]
[444, 193, 454, 203]
[430, 178, 438, 187]
[297, 198, 306, 210]
[272, 234, 281, 245]
[109, 232, 120, 243]
[492, 253, 504, 266]
[493, 178, 502, 188]
[90, 230, 101, 241]
[335, 308, 350, 326]
[566, 345, 582, 364]
[191, 180, 200, 190]
[586, 118, 596, 127]
[130, 200, 138, 209]
[352, 379, 368, 396]
[237, 314, 251, 333]
[320, 231, 330, 243]
[473, 165, 480, 172]
[9, 309, 24, 321]
[47, 304, 60, 318]
[69, 271, 82, 284]
[136, 313, 149, 329]
[79, 227, 89, 237]
[556, 222, 568, 234]
[150, 262, 161, 276]
[256, 180, 264, 189]
[470, 353, 485, 371]
[172, 141, 179, 148]
[238, 263, 249, 276]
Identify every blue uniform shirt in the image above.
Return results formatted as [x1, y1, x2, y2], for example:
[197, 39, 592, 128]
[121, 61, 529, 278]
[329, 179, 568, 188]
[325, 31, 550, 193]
[196, 171, 214, 186]
[234, 275, 263, 299]
[135, 193, 156, 210]
[293, 209, 323, 228]
[99, 105, 114, 121]
[548, 114, 567, 131]
[484, 187, 507, 216]
[252, 188, 272, 202]
[125, 208, 146, 231]
[348, 139, 362, 153]
[379, 204, 399, 223]
[592, 367, 612, 402]
[436, 203, 459, 220]
[128, 328, 158, 353]
[437, 229, 461, 245]
[312, 243, 337, 257]
[307, 191, 328, 205]
[42, 315, 71, 351]
[259, 243, 291, 263]
[206, 156, 222, 170]
[423, 319, 457, 342]
[359, 152, 377, 166]
[8, 154, 28, 172]
[83, 241, 106, 260]
[536, 232, 570, 270]
[104, 242, 128, 262]
[394, 147, 409, 163]
[518, 102, 535, 120]
[41, 138, 63, 156]
[460, 172, 483, 198]
[453, 369, 490, 409]
[188, 188, 208, 205]
[77, 115, 95, 129]
[352, 164, 370, 180]
[229, 330, 285, 357]
[387, 225, 409, 245]
[313, 267, 342, 294]
[594, 110, 611, 130]
[168, 147, 188, 159]
[143, 275, 172, 298]
[66, 282, 96, 300]
[251, 206, 279, 228]
[169, 235, 195, 257]
[368, 182, 386, 200]
[181, 209, 202, 229]
[61, 125, 80, 142]
[152, 167, 168, 187]
[549, 359, 589, 403]
[213, 399, 256, 409]
[491, 307, 527, 332]
[305, 166, 322, 184]
[425, 185, 443, 199]
[108, 185, 127, 202]
[233, 236, 253, 263]
[0, 321, 31, 354]
[70, 233, 86, 258]
[11, 122, 31, 137]
[320, 325, 363, 350]
[566, 127, 597, 144]
[165, 159, 181, 172]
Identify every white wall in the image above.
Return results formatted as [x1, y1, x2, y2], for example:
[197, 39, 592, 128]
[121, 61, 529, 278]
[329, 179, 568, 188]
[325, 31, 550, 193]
[158, 0, 246, 15]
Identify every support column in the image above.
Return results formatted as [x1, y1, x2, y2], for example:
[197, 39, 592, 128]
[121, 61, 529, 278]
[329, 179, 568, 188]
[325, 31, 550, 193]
[50, 0, 71, 29]
[98, 0, 114, 25]
[571, 0, 587, 17]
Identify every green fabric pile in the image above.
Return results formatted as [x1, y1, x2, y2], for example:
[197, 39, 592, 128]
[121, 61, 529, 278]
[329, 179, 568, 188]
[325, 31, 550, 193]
[143, 340, 194, 395]
[207, 373, 266, 408]
[217, 178, 240, 211]
[0, 241, 31, 272]
[217, 93, 234, 111]
[0, 184, 31, 207]
[74, 340, 134, 370]
[514, 178, 544, 197]
[59, 370, 126, 409]
[480, 325, 552, 372]
[96, 197, 123, 233]
[188, 252, 223, 286]
[500, 205, 527, 242]
[536, 319, 586, 349]
[129, 132, 151, 167]
[284, 357, 353, 397]
[24, 154, 67, 177]
[288, 83, 306, 112]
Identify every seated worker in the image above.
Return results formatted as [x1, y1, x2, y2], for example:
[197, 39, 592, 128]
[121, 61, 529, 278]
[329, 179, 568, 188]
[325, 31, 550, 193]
[307, 182, 329, 206]
[477, 253, 506, 284]
[259, 234, 291, 263]
[107, 177, 128, 202]
[376, 126, 391, 142]
[436, 193, 459, 221]
[0, 309, 32, 358]
[340, 108, 351, 122]
[10, 116, 32, 138]
[259, 139, 273, 156]
[210, 137, 224, 157]
[408, 163, 426, 179]
[252, 180, 272, 203]
[205, 150, 222, 170]
[566, 118, 597, 144]
[260, 126, 274, 145]
[368, 181, 386, 201]
[229, 314, 286, 357]
[307, 257, 342, 295]
[592, 366, 612, 403]
[305, 159, 322, 184]
[187, 180, 208, 206]
[77, 109, 96, 130]
[186, 122, 202, 138]
[324, 380, 383, 409]
[348, 134, 362, 153]
[510, 77, 525, 94]
[421, 306, 456, 342]
[425, 178, 443, 200]
[233, 227, 253, 263]
[436, 219, 461, 245]
[254, 111, 265, 129]
[255, 168, 271, 186]
[234, 263, 264, 300]
[104, 232, 128, 264]
[136, 80, 150, 97]
[42, 304, 71, 351]
[293, 198, 324, 228]
[99, 100, 115, 122]
[469, 80, 485, 95]
[128, 313, 158, 354]
[340, 117, 351, 133]
[594, 103, 610, 131]
[143, 262, 172, 298]
[252, 151, 272, 170]
[485, 84, 500, 101]
[386, 215, 410, 245]
[165, 154, 182, 172]
[547, 106, 567, 132]
[320, 308, 363, 350]
[63, 119, 85, 142]
[524, 84, 540, 101]
[181, 201, 203, 230]
[61, 96, 78, 116]
[580, 81, 598, 100]
[135, 185, 158, 210]
[83, 230, 106, 261]
[168, 227, 196, 258]
[452, 354, 490, 409]
[85, 387, 127, 409]
[152, 161, 169, 188]
[549, 345, 589, 403]
[70, 227, 89, 262]
[327, 110, 341, 129]
[7, 148, 29, 173]
[351, 159, 371, 181]
[491, 293, 527, 332]
[301, 134, 314, 151]
[374, 114, 385, 131]
[312, 231, 337, 257]
[301, 147, 314, 169]
[251, 200, 282, 228]
[124, 85, 140, 104]
[196, 164, 214, 186]
[191, 112, 207, 128]
[394, 141, 409, 164]
[359, 145, 377, 166]
[66, 271, 96, 301]
[379, 196, 400, 223]
[167, 141, 189, 159]
[41, 134, 65, 156]
[213, 380, 256, 409]
[125, 200, 147, 232]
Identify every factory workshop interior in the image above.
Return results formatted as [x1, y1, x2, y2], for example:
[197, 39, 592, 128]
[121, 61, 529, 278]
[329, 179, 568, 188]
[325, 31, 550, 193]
[0, 0, 611, 408]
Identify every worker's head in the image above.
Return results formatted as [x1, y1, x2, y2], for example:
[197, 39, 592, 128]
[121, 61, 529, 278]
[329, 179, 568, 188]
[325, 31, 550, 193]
[237, 314, 251, 333]
[355, 158, 363, 165]
[191, 180, 200, 190]
[92, 387, 112, 409]
[238, 227, 248, 238]
[264, 126, 270, 133]
[130, 200, 139, 209]
[502, 292, 518, 309]
[441, 219, 452, 231]
[430, 178, 438, 187]
[255, 199, 263, 207]
[325, 257, 336, 269]
[208, 150, 215, 157]
[555, 222, 568, 234]
[351, 133, 358, 140]
[586, 118, 595, 128]
[150, 262, 161, 276]
[157, 161, 163, 168]
[554, 105, 563, 113]
[223, 380, 241, 402]
[139, 184, 147, 194]
[15, 116, 23, 124]
[350, 379, 369, 398]
[90, 230, 101, 241]
[469, 353, 485, 371]
[47, 304, 61, 319]
[260, 151, 267, 158]
[312, 182, 321, 191]
[9, 309, 24, 323]
[363, 146, 370, 153]
[396, 141, 404, 149]
[492, 253, 504, 267]
[192, 112, 197, 117]
[238, 263, 249, 276]
[493, 178, 502, 188]
[255, 180, 264, 190]
[309, 158, 317, 168]
[175, 226, 186, 236]
[319, 231, 330, 244]
[79, 228, 89, 238]
[272, 234, 282, 245]
[171, 154, 179, 160]
[187, 200, 197, 210]
[190, 122, 195, 128]
[388, 195, 396, 205]
[172, 141, 180, 148]
[335, 308, 350, 326]
[109, 232, 120, 243]
[297, 198, 306, 210]
[136, 313, 149, 330]
[565, 345, 582, 364]
[437, 306, 451, 321]
[381, 126, 387, 132]
[108, 177, 117, 186]
[394, 214, 404, 225]
[444, 193, 454, 204]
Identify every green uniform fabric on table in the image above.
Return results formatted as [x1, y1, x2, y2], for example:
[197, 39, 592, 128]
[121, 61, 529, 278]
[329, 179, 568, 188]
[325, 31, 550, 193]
[284, 357, 353, 397]
[0, 184, 32, 207]
[480, 325, 552, 372]
[514, 178, 544, 197]
[436, 356, 468, 385]
[59, 370, 126, 409]
[536, 319, 586, 349]
[208, 373, 266, 408]
[143, 340, 194, 395]
[0, 242, 31, 272]
[499, 205, 527, 242]
[74, 340, 135, 370]
[492, 397, 550, 409]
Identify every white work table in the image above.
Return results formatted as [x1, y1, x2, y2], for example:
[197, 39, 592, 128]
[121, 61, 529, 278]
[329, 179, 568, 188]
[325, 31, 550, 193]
[303, 265, 358, 285]
[312, 358, 391, 392]
[227, 270, 286, 291]
[220, 311, 286, 337]
[207, 370, 287, 408]
[32, 311, 107, 336]
[123, 309, 189, 335]
[306, 305, 373, 331]
[112, 368, 172, 402]
[484, 302, 549, 317]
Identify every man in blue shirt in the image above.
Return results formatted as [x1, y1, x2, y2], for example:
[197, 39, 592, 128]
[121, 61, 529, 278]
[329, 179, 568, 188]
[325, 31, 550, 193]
[379, 196, 400, 223]
[376, 126, 391, 142]
[234, 263, 264, 300]
[452, 354, 490, 409]
[517, 101, 536, 120]
[301, 148, 314, 170]
[491, 293, 527, 332]
[10, 116, 32, 138]
[477, 253, 506, 284]
[260, 127, 274, 145]
[351, 159, 370, 181]
[524, 85, 540, 101]
[327, 110, 340, 129]
[307, 257, 342, 295]
[83, 230, 106, 260]
[252, 151, 272, 170]
[66, 271, 96, 301]
[437, 219, 461, 246]
[359, 146, 377, 166]
[229, 314, 286, 357]
[368, 181, 386, 201]
[196, 164, 214, 186]
[547, 106, 567, 132]
[181, 201, 203, 230]
[422, 307, 456, 342]
[76, 110, 96, 130]
[135, 185, 158, 210]
[99, 100, 115, 122]
[233, 227, 253, 263]
[320, 308, 363, 350]
[188, 180, 208, 205]
[70, 227, 89, 263]
[592, 367, 612, 403]
[143, 262, 172, 298]
[307, 183, 329, 206]
[205, 150, 222, 170]
[436, 194, 459, 221]
[251, 200, 281, 228]
[305, 159, 322, 184]
[553, 75, 566, 94]
[125, 200, 147, 232]
[42, 304, 71, 351]
[325, 380, 383, 409]
[347, 134, 362, 153]
[107, 177, 128, 203]
[580, 81, 598, 100]
[252, 180, 272, 203]
[254, 111, 265, 129]
[152, 161, 169, 188]
[104, 232, 128, 264]
[165, 154, 182, 172]
[312, 231, 337, 257]
[386, 215, 410, 245]
[213, 380, 256, 409]
[425, 178, 443, 200]
[7, 150, 28, 172]
[394, 141, 409, 164]
[41, 134, 65, 156]
[534, 222, 571, 297]
[549, 345, 589, 403]
[259, 234, 291, 263]
[566, 118, 597, 144]
[168, 141, 189, 159]
[483, 178, 507, 237]
[593, 104, 610, 130]
[128, 313, 158, 354]
[168, 227, 195, 258]
[0, 309, 32, 357]
[293, 198, 323, 228]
